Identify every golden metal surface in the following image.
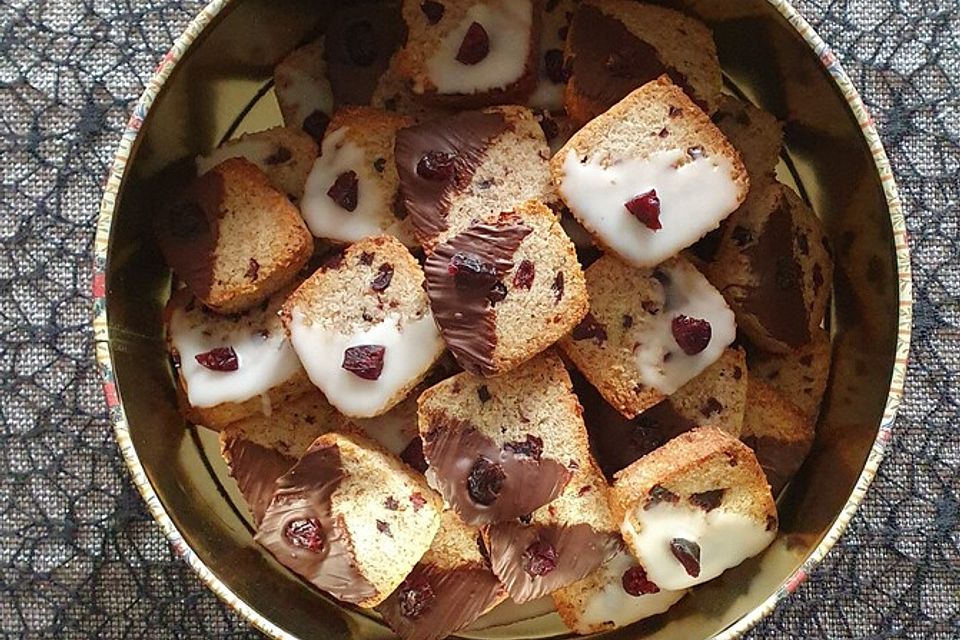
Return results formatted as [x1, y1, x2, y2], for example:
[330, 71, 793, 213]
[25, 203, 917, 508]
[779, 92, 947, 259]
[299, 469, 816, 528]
[103, 0, 900, 637]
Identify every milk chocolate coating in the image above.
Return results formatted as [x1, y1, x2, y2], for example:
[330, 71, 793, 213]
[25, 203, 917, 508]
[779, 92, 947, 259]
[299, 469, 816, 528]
[255, 441, 377, 604]
[567, 4, 701, 115]
[221, 437, 295, 528]
[155, 169, 224, 299]
[487, 521, 619, 603]
[740, 203, 812, 348]
[423, 220, 531, 375]
[741, 434, 811, 495]
[395, 110, 510, 243]
[421, 415, 571, 527]
[377, 562, 505, 640]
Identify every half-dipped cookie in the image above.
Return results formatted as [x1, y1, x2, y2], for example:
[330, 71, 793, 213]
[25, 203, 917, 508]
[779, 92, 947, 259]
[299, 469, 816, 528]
[274, 38, 334, 142]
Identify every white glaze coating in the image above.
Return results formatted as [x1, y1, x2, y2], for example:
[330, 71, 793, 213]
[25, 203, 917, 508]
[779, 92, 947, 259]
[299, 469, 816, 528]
[622, 502, 775, 591]
[633, 259, 736, 395]
[274, 39, 333, 127]
[425, 1, 533, 95]
[300, 127, 414, 246]
[574, 547, 685, 633]
[169, 306, 302, 409]
[288, 311, 444, 418]
[354, 400, 420, 455]
[560, 149, 741, 267]
[196, 137, 272, 178]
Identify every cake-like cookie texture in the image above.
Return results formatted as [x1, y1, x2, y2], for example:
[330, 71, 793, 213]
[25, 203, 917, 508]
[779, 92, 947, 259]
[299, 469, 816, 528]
[377, 510, 507, 640]
[164, 285, 313, 430]
[483, 420, 620, 603]
[553, 540, 686, 634]
[300, 107, 417, 247]
[219, 390, 349, 526]
[395, 105, 553, 252]
[711, 95, 783, 186]
[740, 378, 814, 495]
[611, 428, 777, 590]
[156, 158, 313, 314]
[563, 0, 722, 126]
[395, 0, 541, 107]
[560, 254, 736, 418]
[423, 202, 588, 376]
[750, 326, 831, 422]
[372, 52, 455, 121]
[417, 351, 583, 526]
[579, 347, 747, 480]
[282, 236, 445, 418]
[274, 38, 334, 142]
[706, 181, 833, 353]
[256, 430, 443, 608]
[552, 76, 749, 268]
[323, 1, 408, 107]
[528, 0, 577, 112]
[196, 126, 318, 201]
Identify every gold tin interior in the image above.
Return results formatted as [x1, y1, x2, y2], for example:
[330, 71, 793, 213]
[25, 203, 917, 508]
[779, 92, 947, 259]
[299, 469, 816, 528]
[101, 0, 903, 638]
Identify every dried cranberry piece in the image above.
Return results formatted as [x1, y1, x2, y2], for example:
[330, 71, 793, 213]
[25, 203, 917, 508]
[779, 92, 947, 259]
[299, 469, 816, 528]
[401, 438, 428, 473]
[371, 263, 395, 292]
[571, 312, 607, 345]
[513, 259, 536, 289]
[342, 344, 386, 380]
[384, 496, 400, 510]
[359, 251, 375, 266]
[327, 170, 359, 211]
[487, 281, 507, 304]
[420, 0, 445, 24]
[398, 576, 435, 619]
[244, 257, 260, 281]
[552, 272, 564, 303]
[503, 434, 544, 461]
[622, 314, 634, 328]
[477, 385, 491, 403]
[456, 22, 490, 65]
[521, 538, 558, 576]
[345, 20, 377, 66]
[670, 538, 701, 577]
[699, 397, 723, 418]
[671, 315, 712, 355]
[284, 517, 325, 553]
[645, 484, 679, 509]
[466, 456, 506, 505]
[448, 252, 499, 289]
[417, 150, 457, 181]
[668, 105, 683, 118]
[410, 492, 428, 512]
[625, 189, 662, 230]
[689, 489, 725, 512]
[302, 110, 330, 143]
[544, 48, 567, 83]
[377, 520, 393, 537]
[622, 565, 660, 596]
[264, 146, 292, 165]
[195, 346, 239, 372]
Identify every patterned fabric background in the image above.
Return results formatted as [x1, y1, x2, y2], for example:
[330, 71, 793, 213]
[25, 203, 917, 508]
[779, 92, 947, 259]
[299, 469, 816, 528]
[0, 0, 956, 638]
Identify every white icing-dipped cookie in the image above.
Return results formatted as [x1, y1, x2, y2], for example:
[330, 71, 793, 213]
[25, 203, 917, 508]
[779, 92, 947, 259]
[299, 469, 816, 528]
[528, 0, 576, 112]
[274, 38, 334, 140]
[554, 544, 686, 634]
[300, 108, 417, 247]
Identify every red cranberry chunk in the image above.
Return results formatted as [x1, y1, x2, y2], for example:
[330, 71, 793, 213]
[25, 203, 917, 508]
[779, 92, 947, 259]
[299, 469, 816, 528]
[342, 344, 386, 380]
[417, 150, 457, 181]
[244, 257, 260, 281]
[195, 346, 239, 372]
[670, 538, 701, 577]
[477, 385, 492, 403]
[371, 263, 395, 292]
[302, 109, 330, 143]
[622, 565, 660, 596]
[456, 22, 490, 65]
[466, 456, 506, 505]
[448, 252, 499, 289]
[552, 272, 564, 303]
[645, 484, 680, 509]
[521, 538, 559, 577]
[359, 251, 375, 266]
[513, 259, 536, 290]
[671, 315, 712, 355]
[398, 577, 435, 619]
[625, 189, 662, 230]
[377, 520, 393, 537]
[327, 170, 359, 211]
[283, 517, 325, 553]
[689, 488, 725, 512]
[420, 0, 445, 24]
[544, 48, 568, 84]
[410, 492, 428, 512]
[503, 434, 544, 461]
[571, 312, 607, 345]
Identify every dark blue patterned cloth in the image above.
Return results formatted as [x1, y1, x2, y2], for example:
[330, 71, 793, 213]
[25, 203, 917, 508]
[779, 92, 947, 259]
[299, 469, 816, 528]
[0, 1, 957, 638]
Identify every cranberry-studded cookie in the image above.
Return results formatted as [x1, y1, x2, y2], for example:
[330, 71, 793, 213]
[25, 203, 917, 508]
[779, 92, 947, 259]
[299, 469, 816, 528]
[274, 38, 334, 142]
[528, 0, 578, 113]
[749, 326, 831, 422]
[611, 428, 778, 590]
[282, 236, 445, 418]
[551, 76, 748, 268]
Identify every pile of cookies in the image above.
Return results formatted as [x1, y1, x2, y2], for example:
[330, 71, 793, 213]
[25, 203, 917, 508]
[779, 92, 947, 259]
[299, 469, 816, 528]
[157, 1, 833, 638]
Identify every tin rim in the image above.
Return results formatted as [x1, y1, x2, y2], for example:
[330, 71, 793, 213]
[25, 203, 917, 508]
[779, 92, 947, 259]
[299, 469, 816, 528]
[91, 1, 913, 638]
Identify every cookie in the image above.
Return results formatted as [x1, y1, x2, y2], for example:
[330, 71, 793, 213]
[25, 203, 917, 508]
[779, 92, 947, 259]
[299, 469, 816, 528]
[528, 0, 577, 112]
[274, 38, 334, 142]
[749, 326, 831, 422]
